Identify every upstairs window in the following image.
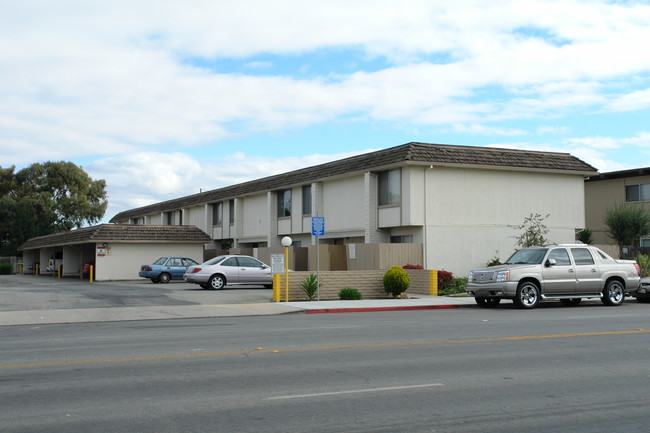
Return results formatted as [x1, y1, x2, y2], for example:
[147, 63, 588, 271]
[277, 189, 291, 217]
[165, 211, 175, 225]
[229, 199, 234, 224]
[626, 183, 650, 202]
[378, 169, 401, 206]
[302, 185, 312, 215]
[212, 202, 223, 226]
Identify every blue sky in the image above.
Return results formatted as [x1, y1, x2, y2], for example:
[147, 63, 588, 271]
[1, 0, 650, 222]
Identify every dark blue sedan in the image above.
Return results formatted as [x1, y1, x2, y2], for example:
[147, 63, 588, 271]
[139, 257, 200, 283]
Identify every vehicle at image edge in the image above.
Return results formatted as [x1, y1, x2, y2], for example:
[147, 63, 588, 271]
[183, 254, 273, 290]
[630, 277, 650, 303]
[466, 244, 641, 309]
[139, 256, 200, 283]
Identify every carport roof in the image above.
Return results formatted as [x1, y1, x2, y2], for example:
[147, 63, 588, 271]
[19, 224, 213, 250]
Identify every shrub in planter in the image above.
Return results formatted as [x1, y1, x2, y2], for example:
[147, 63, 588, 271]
[300, 273, 320, 301]
[0, 263, 11, 275]
[403, 264, 423, 269]
[383, 265, 410, 298]
[339, 287, 362, 300]
[439, 276, 468, 296]
[437, 270, 453, 291]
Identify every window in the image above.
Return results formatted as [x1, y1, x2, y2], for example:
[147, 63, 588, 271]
[626, 183, 650, 202]
[212, 203, 223, 226]
[378, 169, 401, 206]
[221, 257, 238, 267]
[277, 189, 291, 217]
[237, 256, 264, 268]
[229, 199, 235, 224]
[641, 238, 650, 247]
[571, 248, 595, 265]
[165, 211, 175, 225]
[302, 185, 312, 215]
[391, 235, 413, 243]
[548, 248, 571, 265]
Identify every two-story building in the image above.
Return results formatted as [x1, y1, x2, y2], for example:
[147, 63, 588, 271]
[585, 167, 650, 255]
[110, 142, 597, 276]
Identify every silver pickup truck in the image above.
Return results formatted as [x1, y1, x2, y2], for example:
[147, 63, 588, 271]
[466, 244, 641, 309]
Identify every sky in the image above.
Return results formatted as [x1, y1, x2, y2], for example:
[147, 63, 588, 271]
[2, 0, 650, 223]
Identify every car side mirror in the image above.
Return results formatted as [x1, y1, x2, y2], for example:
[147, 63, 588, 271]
[545, 258, 557, 267]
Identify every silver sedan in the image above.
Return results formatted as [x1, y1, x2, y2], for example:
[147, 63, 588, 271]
[183, 254, 273, 290]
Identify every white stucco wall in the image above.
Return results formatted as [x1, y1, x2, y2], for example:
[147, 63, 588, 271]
[93, 243, 205, 281]
[421, 167, 586, 276]
[322, 175, 364, 232]
[242, 194, 269, 239]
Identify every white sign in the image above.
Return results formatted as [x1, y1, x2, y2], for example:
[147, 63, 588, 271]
[271, 254, 284, 274]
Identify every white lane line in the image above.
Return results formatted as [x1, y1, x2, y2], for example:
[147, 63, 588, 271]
[266, 383, 444, 400]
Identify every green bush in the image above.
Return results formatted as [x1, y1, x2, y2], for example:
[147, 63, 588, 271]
[439, 277, 468, 296]
[383, 266, 410, 298]
[0, 263, 11, 274]
[300, 273, 320, 301]
[636, 254, 650, 277]
[339, 287, 362, 300]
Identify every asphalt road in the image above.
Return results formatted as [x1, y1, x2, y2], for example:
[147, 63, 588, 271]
[2, 303, 650, 432]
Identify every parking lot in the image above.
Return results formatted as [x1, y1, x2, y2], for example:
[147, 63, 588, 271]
[0, 275, 273, 312]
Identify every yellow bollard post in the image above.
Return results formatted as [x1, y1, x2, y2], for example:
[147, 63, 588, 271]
[430, 270, 438, 296]
[19, 263, 23, 275]
[272, 274, 281, 302]
[89, 265, 94, 283]
[35, 263, 39, 276]
[57, 264, 62, 279]
[284, 246, 289, 302]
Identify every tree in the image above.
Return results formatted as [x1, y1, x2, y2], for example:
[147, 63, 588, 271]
[513, 213, 550, 248]
[603, 203, 650, 258]
[0, 162, 108, 256]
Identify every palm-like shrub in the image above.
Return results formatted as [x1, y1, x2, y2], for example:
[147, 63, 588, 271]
[300, 273, 320, 301]
[383, 266, 410, 298]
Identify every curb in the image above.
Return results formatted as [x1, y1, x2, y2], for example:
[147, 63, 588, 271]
[305, 304, 463, 314]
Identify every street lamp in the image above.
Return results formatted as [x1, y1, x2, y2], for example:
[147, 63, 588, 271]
[281, 236, 292, 302]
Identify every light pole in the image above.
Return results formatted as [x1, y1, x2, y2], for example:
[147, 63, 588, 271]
[281, 236, 292, 302]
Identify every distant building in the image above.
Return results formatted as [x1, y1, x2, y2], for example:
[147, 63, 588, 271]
[110, 142, 596, 275]
[585, 167, 650, 254]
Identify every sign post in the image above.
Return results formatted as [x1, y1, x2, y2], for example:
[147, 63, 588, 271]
[311, 216, 325, 301]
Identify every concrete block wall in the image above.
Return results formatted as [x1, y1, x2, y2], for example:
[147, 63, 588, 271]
[276, 269, 435, 301]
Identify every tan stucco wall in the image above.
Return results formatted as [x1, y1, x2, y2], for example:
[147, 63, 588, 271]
[585, 175, 650, 245]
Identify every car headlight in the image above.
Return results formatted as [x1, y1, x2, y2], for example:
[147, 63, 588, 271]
[468, 272, 474, 282]
[496, 271, 510, 282]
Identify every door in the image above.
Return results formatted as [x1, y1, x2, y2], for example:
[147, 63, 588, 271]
[570, 248, 601, 292]
[236, 256, 272, 285]
[166, 258, 187, 280]
[542, 248, 577, 294]
[219, 257, 240, 283]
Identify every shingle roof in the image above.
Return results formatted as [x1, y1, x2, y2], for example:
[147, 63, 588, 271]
[19, 224, 213, 250]
[110, 142, 598, 222]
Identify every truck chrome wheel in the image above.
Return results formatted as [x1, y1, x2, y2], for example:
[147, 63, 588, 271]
[602, 280, 625, 306]
[514, 281, 540, 309]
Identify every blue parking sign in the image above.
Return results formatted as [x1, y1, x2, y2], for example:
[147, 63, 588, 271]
[311, 217, 325, 236]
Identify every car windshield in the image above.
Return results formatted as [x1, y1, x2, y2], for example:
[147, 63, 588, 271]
[504, 248, 548, 265]
[203, 255, 227, 265]
[152, 257, 167, 265]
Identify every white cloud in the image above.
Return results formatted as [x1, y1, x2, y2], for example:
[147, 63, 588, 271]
[87, 149, 370, 221]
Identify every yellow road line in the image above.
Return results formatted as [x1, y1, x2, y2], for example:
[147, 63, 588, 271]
[2, 329, 648, 369]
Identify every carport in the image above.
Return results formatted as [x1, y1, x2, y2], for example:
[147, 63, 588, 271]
[19, 224, 213, 281]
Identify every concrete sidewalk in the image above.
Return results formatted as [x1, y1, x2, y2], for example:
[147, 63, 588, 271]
[0, 296, 476, 326]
